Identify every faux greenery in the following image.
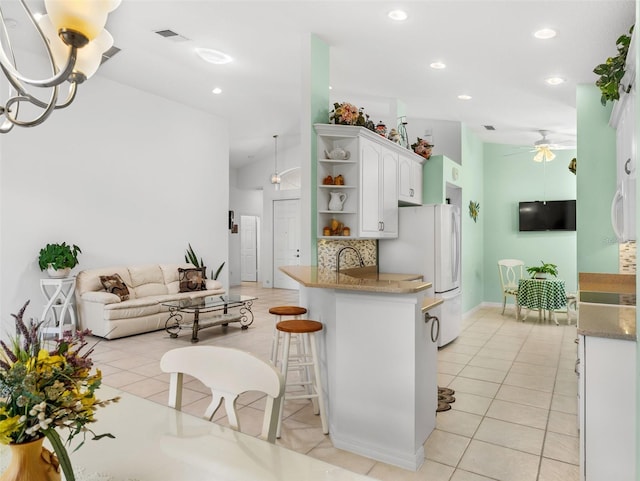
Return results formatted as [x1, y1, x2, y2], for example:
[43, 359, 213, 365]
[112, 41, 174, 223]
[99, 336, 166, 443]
[594, 24, 634, 106]
[38, 242, 81, 271]
[184, 244, 225, 280]
[526, 261, 558, 278]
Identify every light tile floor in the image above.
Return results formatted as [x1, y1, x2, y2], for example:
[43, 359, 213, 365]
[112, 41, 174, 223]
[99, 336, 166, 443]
[87, 283, 579, 481]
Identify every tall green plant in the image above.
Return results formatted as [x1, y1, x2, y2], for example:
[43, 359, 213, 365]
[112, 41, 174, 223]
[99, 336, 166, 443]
[184, 244, 225, 280]
[594, 24, 634, 106]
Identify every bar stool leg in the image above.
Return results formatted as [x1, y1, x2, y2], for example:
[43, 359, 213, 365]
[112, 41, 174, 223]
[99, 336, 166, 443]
[276, 331, 292, 439]
[309, 331, 328, 434]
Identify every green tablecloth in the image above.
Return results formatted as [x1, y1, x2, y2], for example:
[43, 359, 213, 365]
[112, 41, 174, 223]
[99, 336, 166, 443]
[517, 278, 567, 311]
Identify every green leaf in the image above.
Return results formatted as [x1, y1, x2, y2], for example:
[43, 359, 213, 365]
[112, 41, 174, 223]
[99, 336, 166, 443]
[44, 428, 75, 481]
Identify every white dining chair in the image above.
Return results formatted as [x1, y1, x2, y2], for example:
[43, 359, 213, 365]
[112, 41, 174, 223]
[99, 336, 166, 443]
[498, 259, 525, 317]
[160, 346, 285, 443]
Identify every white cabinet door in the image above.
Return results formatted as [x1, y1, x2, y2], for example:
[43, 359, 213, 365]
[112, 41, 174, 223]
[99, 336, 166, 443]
[359, 138, 382, 237]
[398, 154, 423, 205]
[581, 334, 636, 481]
[380, 148, 398, 237]
[359, 138, 398, 238]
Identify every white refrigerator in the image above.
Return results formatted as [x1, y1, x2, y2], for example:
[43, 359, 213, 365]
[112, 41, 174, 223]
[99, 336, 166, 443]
[379, 204, 462, 346]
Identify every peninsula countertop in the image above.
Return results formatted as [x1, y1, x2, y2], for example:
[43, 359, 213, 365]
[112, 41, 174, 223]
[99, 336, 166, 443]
[577, 272, 636, 341]
[279, 265, 431, 294]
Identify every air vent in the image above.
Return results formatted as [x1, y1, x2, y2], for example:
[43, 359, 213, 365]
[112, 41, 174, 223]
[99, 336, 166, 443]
[483, 125, 496, 131]
[154, 29, 190, 42]
[100, 46, 121, 65]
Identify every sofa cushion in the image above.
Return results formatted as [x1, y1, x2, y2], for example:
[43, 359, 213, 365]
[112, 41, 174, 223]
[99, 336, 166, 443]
[128, 265, 168, 297]
[103, 298, 161, 320]
[178, 267, 207, 292]
[99, 273, 130, 301]
[76, 266, 135, 298]
[160, 263, 196, 294]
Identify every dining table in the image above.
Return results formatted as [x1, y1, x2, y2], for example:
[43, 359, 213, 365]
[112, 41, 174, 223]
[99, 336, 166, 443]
[0, 386, 376, 481]
[517, 277, 567, 325]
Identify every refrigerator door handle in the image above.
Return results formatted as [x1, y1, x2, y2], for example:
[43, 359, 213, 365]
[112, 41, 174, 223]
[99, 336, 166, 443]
[452, 211, 460, 282]
[611, 185, 625, 241]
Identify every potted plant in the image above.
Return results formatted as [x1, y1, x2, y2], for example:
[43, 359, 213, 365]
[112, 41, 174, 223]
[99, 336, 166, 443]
[593, 24, 634, 106]
[526, 261, 558, 279]
[38, 242, 81, 278]
[184, 243, 225, 280]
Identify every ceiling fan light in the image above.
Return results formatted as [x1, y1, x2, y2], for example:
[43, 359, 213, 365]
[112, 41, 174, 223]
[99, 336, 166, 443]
[45, 0, 113, 42]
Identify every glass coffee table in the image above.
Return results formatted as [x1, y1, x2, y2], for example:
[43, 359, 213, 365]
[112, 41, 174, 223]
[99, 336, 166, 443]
[163, 295, 257, 343]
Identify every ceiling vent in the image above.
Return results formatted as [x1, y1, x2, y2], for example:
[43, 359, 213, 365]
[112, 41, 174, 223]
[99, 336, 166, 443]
[154, 29, 190, 42]
[100, 46, 121, 65]
[483, 125, 496, 130]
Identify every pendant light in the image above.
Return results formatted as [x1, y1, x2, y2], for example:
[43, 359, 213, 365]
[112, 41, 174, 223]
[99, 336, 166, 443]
[270, 134, 281, 188]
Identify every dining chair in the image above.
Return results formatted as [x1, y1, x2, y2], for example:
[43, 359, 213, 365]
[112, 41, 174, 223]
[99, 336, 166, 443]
[160, 346, 285, 443]
[497, 259, 525, 316]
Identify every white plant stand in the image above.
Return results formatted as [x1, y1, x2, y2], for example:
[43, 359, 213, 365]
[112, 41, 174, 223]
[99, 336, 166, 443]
[39, 276, 77, 339]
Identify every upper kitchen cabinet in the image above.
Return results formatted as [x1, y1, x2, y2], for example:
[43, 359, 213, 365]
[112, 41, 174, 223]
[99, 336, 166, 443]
[422, 155, 463, 205]
[398, 154, 425, 205]
[315, 124, 420, 239]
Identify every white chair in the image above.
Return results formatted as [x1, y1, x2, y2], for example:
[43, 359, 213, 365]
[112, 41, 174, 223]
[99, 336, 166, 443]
[498, 259, 525, 317]
[160, 346, 285, 443]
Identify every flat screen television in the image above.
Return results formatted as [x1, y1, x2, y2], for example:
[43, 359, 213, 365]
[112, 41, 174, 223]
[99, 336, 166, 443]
[519, 200, 576, 232]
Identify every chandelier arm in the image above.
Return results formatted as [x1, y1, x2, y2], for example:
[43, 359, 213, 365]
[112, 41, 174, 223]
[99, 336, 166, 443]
[53, 82, 77, 110]
[2, 89, 59, 129]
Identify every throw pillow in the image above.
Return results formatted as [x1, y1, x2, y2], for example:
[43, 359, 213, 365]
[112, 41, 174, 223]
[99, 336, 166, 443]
[178, 267, 207, 292]
[99, 273, 130, 301]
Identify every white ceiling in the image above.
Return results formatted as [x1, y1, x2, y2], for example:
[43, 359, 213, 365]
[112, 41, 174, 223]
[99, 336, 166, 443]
[7, 1, 638, 167]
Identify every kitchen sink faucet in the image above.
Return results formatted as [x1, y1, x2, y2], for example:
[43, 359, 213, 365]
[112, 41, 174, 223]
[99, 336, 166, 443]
[336, 246, 365, 272]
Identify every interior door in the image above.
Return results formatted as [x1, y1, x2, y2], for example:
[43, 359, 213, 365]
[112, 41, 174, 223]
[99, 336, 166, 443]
[273, 199, 300, 290]
[240, 215, 258, 282]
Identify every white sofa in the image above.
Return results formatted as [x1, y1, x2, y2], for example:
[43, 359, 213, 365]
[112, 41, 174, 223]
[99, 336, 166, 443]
[75, 263, 225, 339]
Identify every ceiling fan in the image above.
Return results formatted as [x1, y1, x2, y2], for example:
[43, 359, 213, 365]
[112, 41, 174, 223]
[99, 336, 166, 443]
[505, 129, 576, 162]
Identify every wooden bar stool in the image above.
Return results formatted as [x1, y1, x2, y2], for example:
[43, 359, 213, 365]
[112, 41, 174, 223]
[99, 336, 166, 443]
[275, 319, 328, 438]
[268, 306, 307, 366]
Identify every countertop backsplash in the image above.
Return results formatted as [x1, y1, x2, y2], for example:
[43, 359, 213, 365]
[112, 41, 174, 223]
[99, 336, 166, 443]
[317, 239, 377, 270]
[620, 241, 636, 274]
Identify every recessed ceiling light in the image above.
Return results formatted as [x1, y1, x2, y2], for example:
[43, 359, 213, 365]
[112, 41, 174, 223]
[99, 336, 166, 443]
[212, 87, 222, 94]
[457, 94, 472, 100]
[388, 10, 408, 21]
[329, 86, 333, 90]
[195, 47, 233, 65]
[534, 28, 557, 39]
[430, 62, 446, 70]
[545, 76, 566, 85]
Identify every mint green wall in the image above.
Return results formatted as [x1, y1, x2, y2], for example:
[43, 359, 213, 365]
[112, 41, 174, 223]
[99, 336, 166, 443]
[461, 126, 485, 312]
[422, 155, 463, 204]
[482, 143, 577, 303]
[576, 84, 618, 273]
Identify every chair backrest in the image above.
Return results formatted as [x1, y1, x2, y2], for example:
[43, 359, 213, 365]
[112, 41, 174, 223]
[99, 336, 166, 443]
[498, 259, 525, 291]
[160, 346, 285, 443]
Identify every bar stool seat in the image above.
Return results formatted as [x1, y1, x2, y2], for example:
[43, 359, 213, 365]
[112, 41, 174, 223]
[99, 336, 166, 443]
[275, 319, 328, 438]
[269, 306, 307, 367]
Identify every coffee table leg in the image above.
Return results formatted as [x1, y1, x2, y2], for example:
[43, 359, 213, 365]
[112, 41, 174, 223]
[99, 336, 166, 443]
[191, 308, 200, 343]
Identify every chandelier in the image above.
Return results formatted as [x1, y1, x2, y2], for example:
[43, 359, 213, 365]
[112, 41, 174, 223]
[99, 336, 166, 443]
[0, 0, 120, 132]
[270, 134, 281, 188]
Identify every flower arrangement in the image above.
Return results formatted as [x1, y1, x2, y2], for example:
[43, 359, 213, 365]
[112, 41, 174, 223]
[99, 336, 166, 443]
[329, 102, 362, 125]
[0, 301, 118, 481]
[411, 137, 434, 159]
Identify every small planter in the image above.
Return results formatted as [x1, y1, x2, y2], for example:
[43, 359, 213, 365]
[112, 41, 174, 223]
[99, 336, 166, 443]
[46, 266, 71, 278]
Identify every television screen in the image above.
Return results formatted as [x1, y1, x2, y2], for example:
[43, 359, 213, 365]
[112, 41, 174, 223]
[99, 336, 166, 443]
[519, 200, 576, 232]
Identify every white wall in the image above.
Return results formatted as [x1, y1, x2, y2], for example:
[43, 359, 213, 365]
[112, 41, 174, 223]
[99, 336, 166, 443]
[0, 73, 229, 326]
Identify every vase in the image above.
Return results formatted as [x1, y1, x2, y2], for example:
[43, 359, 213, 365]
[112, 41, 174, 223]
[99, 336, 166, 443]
[0, 437, 61, 481]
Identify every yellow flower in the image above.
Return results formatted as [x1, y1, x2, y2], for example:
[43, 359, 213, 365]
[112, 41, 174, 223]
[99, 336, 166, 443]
[0, 415, 21, 444]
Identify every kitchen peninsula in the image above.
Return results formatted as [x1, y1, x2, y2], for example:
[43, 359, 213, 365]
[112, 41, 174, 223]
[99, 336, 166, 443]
[280, 265, 441, 471]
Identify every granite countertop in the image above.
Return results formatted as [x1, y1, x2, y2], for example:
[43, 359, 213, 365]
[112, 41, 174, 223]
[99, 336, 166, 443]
[577, 273, 637, 341]
[279, 265, 431, 294]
